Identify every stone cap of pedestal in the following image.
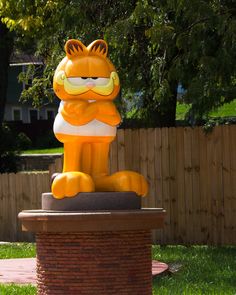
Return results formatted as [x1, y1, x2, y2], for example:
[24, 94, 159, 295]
[18, 209, 166, 233]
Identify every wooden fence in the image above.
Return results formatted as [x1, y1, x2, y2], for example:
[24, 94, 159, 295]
[0, 125, 235, 245]
[0, 172, 50, 242]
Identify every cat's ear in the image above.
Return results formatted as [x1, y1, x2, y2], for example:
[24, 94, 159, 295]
[65, 39, 87, 58]
[87, 40, 108, 58]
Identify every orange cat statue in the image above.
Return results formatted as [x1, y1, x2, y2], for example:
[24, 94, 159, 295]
[52, 39, 148, 199]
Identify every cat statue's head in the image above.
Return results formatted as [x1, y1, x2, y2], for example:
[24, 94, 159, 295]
[53, 39, 120, 101]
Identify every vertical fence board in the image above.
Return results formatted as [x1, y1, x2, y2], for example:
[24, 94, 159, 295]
[154, 128, 163, 243]
[15, 173, 23, 241]
[147, 128, 156, 207]
[140, 128, 149, 208]
[206, 130, 215, 244]
[184, 127, 193, 244]
[131, 129, 141, 173]
[117, 129, 125, 171]
[176, 127, 186, 243]
[124, 129, 132, 170]
[109, 137, 118, 174]
[229, 125, 236, 244]
[17, 174, 25, 241]
[191, 127, 201, 244]
[18, 173, 27, 241]
[147, 128, 156, 242]
[212, 127, 224, 245]
[168, 127, 178, 243]
[0, 175, 3, 239]
[222, 125, 232, 244]
[44, 172, 51, 195]
[8, 173, 17, 241]
[49, 155, 63, 177]
[199, 129, 209, 244]
[0, 174, 9, 240]
[161, 128, 171, 243]
[0, 174, 4, 238]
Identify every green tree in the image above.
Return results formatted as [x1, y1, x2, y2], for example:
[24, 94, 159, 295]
[106, 0, 236, 125]
[0, 0, 136, 107]
[0, 21, 13, 125]
[1, 0, 236, 126]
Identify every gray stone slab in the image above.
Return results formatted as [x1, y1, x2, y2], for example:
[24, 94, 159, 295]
[42, 192, 141, 211]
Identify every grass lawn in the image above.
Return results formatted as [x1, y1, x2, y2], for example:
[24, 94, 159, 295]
[0, 243, 35, 259]
[152, 245, 236, 294]
[0, 243, 235, 294]
[0, 243, 36, 295]
[0, 285, 36, 295]
[209, 99, 236, 118]
[176, 99, 236, 120]
[22, 147, 63, 154]
[175, 102, 191, 120]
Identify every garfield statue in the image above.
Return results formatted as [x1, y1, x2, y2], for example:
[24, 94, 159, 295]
[52, 39, 148, 199]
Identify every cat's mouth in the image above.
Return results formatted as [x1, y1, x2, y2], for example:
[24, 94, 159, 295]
[54, 71, 119, 96]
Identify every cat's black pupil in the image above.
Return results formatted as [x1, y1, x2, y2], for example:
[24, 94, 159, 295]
[81, 77, 98, 79]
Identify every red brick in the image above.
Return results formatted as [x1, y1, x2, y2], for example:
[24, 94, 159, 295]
[36, 231, 152, 295]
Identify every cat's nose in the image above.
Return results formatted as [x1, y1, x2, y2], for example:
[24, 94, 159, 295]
[86, 81, 95, 89]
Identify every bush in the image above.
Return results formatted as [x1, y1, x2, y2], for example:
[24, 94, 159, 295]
[0, 125, 19, 173]
[17, 132, 32, 150]
[0, 125, 32, 173]
[34, 130, 62, 149]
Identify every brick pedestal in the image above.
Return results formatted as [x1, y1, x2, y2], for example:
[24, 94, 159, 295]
[36, 231, 151, 295]
[19, 208, 165, 295]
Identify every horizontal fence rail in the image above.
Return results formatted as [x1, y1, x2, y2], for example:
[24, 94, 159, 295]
[0, 125, 235, 244]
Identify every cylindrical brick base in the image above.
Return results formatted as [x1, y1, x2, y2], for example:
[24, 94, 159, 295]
[36, 231, 152, 295]
[19, 208, 166, 294]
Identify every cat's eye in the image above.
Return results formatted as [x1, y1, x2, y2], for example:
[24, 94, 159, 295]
[68, 77, 87, 86]
[67, 77, 110, 86]
[93, 77, 110, 86]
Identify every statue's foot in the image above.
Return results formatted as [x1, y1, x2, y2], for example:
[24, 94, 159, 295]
[52, 172, 95, 199]
[94, 171, 148, 197]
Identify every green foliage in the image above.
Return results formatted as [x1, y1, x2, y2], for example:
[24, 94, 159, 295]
[18, 64, 55, 107]
[0, 125, 19, 173]
[0, 21, 14, 124]
[34, 130, 62, 149]
[17, 132, 32, 150]
[0, 125, 31, 173]
[1, 1, 236, 126]
[107, 0, 236, 125]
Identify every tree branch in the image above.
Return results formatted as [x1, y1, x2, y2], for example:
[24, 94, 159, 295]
[177, 8, 235, 36]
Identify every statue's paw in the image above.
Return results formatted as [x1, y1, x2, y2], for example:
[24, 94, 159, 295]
[51, 172, 95, 199]
[110, 171, 148, 197]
